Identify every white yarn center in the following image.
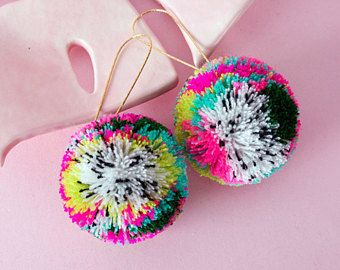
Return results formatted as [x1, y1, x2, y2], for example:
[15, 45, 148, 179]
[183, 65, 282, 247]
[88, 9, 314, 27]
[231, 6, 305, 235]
[201, 82, 289, 183]
[75, 136, 167, 211]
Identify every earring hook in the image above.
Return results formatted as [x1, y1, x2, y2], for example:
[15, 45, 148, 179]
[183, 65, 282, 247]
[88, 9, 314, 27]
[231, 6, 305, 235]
[132, 8, 209, 70]
[95, 34, 153, 121]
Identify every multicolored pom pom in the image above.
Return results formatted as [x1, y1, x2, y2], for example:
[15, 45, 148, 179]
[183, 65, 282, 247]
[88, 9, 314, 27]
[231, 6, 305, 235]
[174, 56, 300, 186]
[59, 113, 188, 245]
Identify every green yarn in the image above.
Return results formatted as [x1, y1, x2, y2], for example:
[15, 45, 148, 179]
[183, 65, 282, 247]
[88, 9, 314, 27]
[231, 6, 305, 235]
[262, 84, 299, 141]
[107, 184, 186, 240]
[133, 117, 168, 133]
[107, 118, 128, 131]
[133, 190, 183, 237]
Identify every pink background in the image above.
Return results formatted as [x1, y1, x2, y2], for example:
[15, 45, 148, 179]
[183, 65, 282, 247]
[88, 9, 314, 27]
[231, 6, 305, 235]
[1, 0, 340, 269]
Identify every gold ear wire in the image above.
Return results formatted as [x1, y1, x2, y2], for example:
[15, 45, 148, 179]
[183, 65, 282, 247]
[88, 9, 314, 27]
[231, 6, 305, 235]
[132, 8, 209, 70]
[95, 34, 153, 121]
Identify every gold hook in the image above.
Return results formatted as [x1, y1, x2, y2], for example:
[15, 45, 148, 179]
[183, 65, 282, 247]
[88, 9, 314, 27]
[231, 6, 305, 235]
[132, 8, 209, 70]
[95, 34, 153, 121]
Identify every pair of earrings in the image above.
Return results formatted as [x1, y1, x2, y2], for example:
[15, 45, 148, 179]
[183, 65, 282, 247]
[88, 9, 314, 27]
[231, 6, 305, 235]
[59, 9, 300, 245]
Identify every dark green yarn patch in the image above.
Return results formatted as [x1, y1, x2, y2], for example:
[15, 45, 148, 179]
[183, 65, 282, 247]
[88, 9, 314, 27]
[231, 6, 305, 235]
[106, 190, 184, 239]
[133, 117, 169, 134]
[105, 118, 129, 131]
[83, 191, 184, 241]
[99, 116, 168, 134]
[131, 190, 183, 238]
[262, 84, 299, 141]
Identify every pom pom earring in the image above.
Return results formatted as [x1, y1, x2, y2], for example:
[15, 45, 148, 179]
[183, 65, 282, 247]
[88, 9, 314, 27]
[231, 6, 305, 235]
[59, 34, 188, 245]
[133, 9, 300, 186]
[174, 56, 299, 186]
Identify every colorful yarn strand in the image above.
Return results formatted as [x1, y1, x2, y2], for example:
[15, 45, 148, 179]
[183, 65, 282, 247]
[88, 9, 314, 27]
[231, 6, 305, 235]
[60, 113, 188, 244]
[174, 56, 300, 186]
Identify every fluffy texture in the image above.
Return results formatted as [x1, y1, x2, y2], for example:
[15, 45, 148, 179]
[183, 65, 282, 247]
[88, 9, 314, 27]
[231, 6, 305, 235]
[174, 56, 300, 186]
[59, 113, 188, 245]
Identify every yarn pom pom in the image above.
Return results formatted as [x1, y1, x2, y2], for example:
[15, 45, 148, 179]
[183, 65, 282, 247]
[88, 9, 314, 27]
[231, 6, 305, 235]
[174, 56, 300, 186]
[59, 113, 188, 245]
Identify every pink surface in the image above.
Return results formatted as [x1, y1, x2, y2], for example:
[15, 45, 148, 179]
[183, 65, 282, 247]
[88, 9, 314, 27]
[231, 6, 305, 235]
[157, 0, 254, 65]
[1, 0, 340, 269]
[0, 0, 177, 166]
